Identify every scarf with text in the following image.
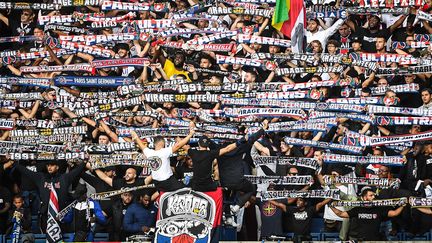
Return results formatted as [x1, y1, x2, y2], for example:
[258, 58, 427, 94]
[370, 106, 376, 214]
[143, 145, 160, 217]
[283, 137, 363, 154]
[332, 197, 408, 207]
[323, 176, 401, 188]
[259, 189, 341, 200]
[323, 153, 405, 166]
[245, 175, 313, 185]
[90, 184, 155, 200]
[252, 155, 320, 170]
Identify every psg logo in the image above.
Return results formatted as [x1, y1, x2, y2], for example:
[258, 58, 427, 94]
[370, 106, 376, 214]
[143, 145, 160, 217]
[153, 3, 165, 11]
[376, 116, 391, 126]
[264, 61, 277, 71]
[45, 37, 59, 49]
[2, 55, 16, 65]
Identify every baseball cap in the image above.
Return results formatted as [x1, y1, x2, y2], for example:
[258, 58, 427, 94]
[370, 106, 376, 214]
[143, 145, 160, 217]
[198, 135, 210, 148]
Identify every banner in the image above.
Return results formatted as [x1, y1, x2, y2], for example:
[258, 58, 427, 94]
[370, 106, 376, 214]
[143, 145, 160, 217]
[155, 188, 220, 243]
[323, 153, 405, 166]
[259, 189, 341, 200]
[333, 198, 408, 207]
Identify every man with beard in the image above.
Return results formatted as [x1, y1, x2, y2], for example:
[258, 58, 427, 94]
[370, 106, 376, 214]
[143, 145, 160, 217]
[123, 192, 157, 236]
[5, 160, 88, 232]
[111, 192, 134, 241]
[330, 187, 406, 240]
[345, 15, 407, 52]
[153, 47, 192, 81]
[306, 18, 344, 51]
[94, 167, 155, 200]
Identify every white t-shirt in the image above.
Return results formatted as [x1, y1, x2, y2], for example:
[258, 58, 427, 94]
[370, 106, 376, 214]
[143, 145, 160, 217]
[144, 147, 173, 181]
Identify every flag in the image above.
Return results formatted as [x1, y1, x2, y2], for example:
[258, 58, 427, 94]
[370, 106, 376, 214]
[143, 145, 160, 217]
[272, 0, 306, 53]
[47, 183, 62, 243]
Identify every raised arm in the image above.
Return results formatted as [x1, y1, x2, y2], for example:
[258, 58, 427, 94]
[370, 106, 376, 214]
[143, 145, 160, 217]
[388, 205, 406, 217]
[219, 142, 237, 156]
[131, 130, 147, 152]
[329, 205, 350, 218]
[416, 207, 432, 215]
[172, 126, 195, 153]
[315, 198, 332, 212]
[94, 169, 114, 187]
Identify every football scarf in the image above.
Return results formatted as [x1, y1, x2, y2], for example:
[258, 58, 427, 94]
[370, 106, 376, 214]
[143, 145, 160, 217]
[409, 197, 432, 208]
[245, 175, 314, 185]
[333, 197, 408, 207]
[323, 153, 405, 166]
[252, 155, 320, 170]
[47, 183, 62, 243]
[90, 184, 155, 200]
[323, 175, 401, 188]
[283, 137, 363, 154]
[259, 189, 341, 201]
[54, 76, 133, 87]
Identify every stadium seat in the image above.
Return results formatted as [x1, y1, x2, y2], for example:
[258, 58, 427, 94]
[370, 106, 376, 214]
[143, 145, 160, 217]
[220, 226, 237, 241]
[311, 232, 321, 241]
[321, 232, 340, 241]
[404, 232, 429, 241]
[311, 217, 325, 233]
[31, 215, 39, 233]
[93, 233, 110, 242]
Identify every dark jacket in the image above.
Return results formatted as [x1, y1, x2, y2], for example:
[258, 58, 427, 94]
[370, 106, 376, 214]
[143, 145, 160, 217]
[123, 202, 157, 234]
[15, 163, 86, 215]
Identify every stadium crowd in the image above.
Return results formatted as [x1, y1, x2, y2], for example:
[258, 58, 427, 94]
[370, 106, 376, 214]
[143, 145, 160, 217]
[2, 0, 432, 242]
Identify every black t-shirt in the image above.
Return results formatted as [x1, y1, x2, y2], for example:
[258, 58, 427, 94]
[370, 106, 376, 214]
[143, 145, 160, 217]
[188, 148, 220, 191]
[286, 206, 315, 235]
[355, 26, 391, 53]
[258, 199, 285, 238]
[347, 206, 389, 240]
[175, 163, 194, 186]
